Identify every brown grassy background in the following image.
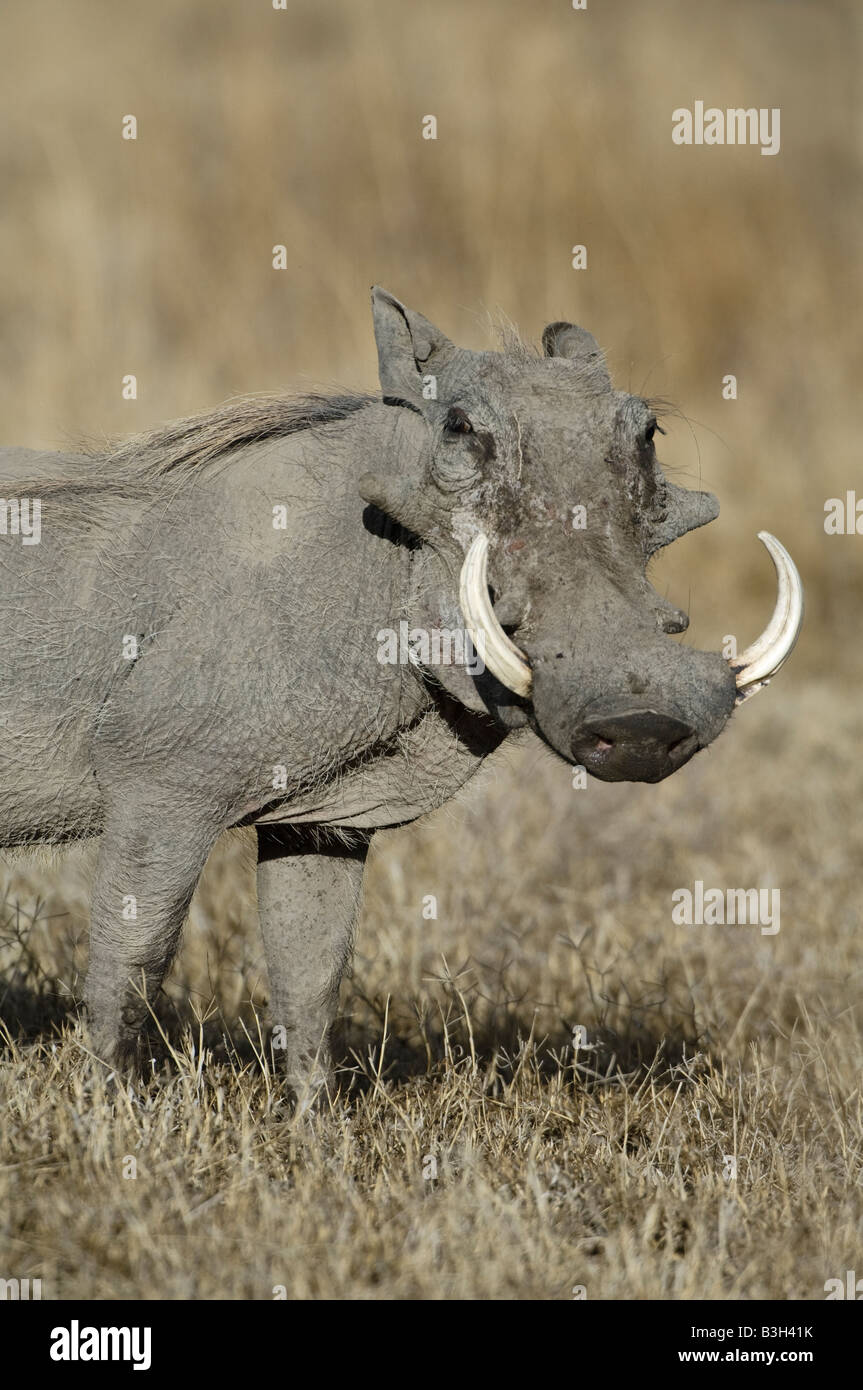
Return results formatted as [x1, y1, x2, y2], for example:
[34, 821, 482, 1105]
[0, 0, 860, 1301]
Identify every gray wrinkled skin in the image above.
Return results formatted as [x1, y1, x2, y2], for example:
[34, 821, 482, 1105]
[0, 288, 737, 1091]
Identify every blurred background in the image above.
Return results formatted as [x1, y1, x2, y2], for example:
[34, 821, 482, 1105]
[0, 0, 858, 666]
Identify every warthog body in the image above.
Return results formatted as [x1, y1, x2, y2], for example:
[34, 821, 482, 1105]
[0, 289, 800, 1088]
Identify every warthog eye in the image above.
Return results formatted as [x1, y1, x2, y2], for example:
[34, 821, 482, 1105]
[644, 419, 665, 445]
[444, 406, 474, 435]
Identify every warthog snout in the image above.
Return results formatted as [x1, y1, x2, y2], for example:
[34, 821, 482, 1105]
[570, 702, 698, 784]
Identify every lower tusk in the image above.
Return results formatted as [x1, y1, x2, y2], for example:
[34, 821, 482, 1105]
[459, 533, 532, 697]
[733, 532, 803, 704]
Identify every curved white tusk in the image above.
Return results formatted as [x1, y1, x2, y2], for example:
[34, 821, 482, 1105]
[733, 531, 804, 703]
[459, 532, 532, 697]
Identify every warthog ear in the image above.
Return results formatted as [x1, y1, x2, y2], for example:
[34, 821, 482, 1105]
[542, 321, 610, 390]
[372, 286, 456, 408]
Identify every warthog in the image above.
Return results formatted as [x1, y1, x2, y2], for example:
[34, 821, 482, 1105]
[0, 289, 802, 1090]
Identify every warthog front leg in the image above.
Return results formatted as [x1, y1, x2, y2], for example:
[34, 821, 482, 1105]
[84, 808, 223, 1067]
[256, 825, 369, 1101]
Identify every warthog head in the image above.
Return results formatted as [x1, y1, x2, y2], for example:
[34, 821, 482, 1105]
[361, 288, 802, 783]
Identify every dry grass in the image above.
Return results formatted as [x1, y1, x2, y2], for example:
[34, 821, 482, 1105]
[2, 684, 860, 1300]
[0, 0, 860, 1300]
